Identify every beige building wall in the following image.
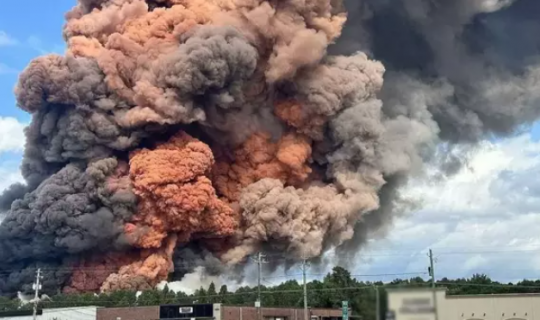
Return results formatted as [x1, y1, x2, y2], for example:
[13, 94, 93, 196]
[387, 288, 447, 320]
[445, 294, 539, 320]
[387, 288, 540, 320]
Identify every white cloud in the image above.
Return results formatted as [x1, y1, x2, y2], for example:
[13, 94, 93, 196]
[0, 31, 17, 47]
[0, 117, 26, 153]
[27, 35, 65, 55]
[0, 115, 26, 219]
[0, 163, 23, 193]
[353, 133, 540, 282]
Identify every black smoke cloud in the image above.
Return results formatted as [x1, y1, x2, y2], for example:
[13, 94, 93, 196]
[0, 261, 72, 296]
[330, 0, 540, 260]
[1, 0, 540, 294]
[0, 158, 136, 295]
[171, 244, 226, 280]
[335, 0, 540, 141]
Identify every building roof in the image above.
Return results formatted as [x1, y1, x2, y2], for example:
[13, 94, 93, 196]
[447, 292, 540, 299]
[385, 287, 448, 292]
[385, 287, 540, 299]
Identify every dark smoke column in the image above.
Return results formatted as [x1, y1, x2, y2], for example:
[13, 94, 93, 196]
[1, 0, 539, 295]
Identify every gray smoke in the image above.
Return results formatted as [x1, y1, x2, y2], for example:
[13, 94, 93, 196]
[327, 0, 540, 258]
[0, 183, 28, 211]
[2, 0, 540, 294]
[0, 158, 136, 265]
[15, 54, 144, 188]
[171, 245, 226, 279]
[335, 0, 540, 141]
[0, 262, 72, 296]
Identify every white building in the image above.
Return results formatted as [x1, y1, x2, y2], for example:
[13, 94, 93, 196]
[0, 306, 97, 320]
[386, 288, 540, 320]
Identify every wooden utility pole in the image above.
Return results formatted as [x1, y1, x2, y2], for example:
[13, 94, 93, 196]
[429, 249, 439, 320]
[253, 252, 266, 320]
[32, 268, 42, 320]
[302, 258, 309, 320]
[375, 285, 380, 320]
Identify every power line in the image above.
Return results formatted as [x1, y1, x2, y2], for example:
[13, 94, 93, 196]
[0, 283, 410, 307]
[305, 272, 428, 278]
[2, 245, 540, 275]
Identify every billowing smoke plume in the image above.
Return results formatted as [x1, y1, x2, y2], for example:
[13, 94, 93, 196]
[1, 0, 539, 295]
[327, 0, 540, 257]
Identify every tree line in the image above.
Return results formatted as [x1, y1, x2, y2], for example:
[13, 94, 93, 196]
[2, 267, 540, 320]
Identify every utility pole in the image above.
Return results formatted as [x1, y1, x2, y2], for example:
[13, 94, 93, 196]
[252, 252, 266, 320]
[32, 268, 42, 320]
[428, 249, 439, 320]
[302, 258, 309, 320]
[374, 285, 380, 320]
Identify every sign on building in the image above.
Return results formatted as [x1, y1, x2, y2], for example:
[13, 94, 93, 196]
[179, 307, 194, 314]
[399, 298, 434, 314]
[342, 301, 349, 320]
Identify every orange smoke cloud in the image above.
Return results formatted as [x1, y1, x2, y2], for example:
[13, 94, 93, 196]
[275, 100, 328, 140]
[63, 0, 348, 129]
[65, 0, 218, 119]
[101, 235, 178, 292]
[126, 131, 237, 249]
[213, 131, 313, 202]
[2, 0, 393, 296]
[64, 251, 139, 294]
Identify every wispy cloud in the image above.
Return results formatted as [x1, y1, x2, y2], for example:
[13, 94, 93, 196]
[0, 31, 18, 47]
[27, 35, 64, 55]
[0, 63, 18, 75]
[349, 133, 540, 282]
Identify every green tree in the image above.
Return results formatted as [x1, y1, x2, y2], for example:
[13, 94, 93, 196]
[4, 269, 540, 314]
[219, 285, 229, 304]
[194, 286, 207, 303]
[0, 296, 18, 312]
[138, 289, 162, 306]
[207, 282, 217, 303]
[322, 267, 356, 309]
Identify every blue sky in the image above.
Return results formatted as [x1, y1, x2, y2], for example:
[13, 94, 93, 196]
[0, 1, 72, 121]
[0, 1, 73, 173]
[2, 1, 540, 287]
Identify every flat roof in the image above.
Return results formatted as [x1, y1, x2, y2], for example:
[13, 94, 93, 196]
[385, 287, 540, 299]
[222, 305, 341, 311]
[447, 293, 540, 299]
[155, 304, 341, 311]
[385, 287, 447, 292]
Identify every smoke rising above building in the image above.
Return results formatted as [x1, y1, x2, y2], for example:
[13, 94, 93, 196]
[0, 0, 539, 296]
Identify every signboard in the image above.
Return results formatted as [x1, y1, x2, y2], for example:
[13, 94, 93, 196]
[386, 311, 395, 320]
[179, 307, 194, 314]
[342, 301, 349, 320]
[398, 298, 434, 314]
[160, 304, 213, 319]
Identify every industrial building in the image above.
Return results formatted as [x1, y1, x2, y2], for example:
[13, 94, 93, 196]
[0, 306, 98, 320]
[386, 287, 540, 320]
[0, 303, 341, 320]
[96, 303, 343, 320]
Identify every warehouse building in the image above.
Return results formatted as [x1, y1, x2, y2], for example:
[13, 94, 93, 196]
[97, 303, 343, 320]
[0, 306, 98, 320]
[386, 287, 540, 320]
